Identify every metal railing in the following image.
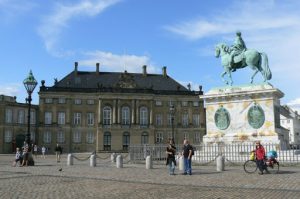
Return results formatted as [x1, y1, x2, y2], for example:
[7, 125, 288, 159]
[129, 143, 300, 165]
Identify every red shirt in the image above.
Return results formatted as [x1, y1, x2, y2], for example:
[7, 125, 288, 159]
[255, 145, 266, 160]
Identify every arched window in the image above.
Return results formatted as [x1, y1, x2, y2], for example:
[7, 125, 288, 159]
[123, 132, 130, 151]
[140, 106, 148, 127]
[103, 106, 112, 126]
[103, 132, 111, 151]
[141, 132, 149, 144]
[122, 106, 130, 125]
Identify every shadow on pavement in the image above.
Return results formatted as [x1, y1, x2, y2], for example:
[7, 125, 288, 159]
[276, 170, 298, 174]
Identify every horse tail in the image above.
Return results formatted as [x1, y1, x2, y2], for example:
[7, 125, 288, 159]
[260, 52, 272, 80]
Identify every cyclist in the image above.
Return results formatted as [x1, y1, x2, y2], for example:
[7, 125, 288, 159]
[253, 141, 269, 175]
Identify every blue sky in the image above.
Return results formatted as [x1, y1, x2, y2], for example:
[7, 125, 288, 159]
[1, 0, 300, 111]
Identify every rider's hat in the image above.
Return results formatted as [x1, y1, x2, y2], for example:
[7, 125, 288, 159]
[236, 31, 241, 36]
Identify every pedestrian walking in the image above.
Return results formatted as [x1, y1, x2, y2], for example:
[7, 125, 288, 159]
[33, 144, 38, 159]
[21, 146, 29, 167]
[12, 148, 23, 167]
[55, 144, 62, 163]
[182, 139, 193, 175]
[41, 146, 46, 159]
[166, 138, 176, 175]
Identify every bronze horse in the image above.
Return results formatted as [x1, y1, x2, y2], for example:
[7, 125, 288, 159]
[215, 43, 272, 85]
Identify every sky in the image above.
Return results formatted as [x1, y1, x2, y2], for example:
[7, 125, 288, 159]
[0, 0, 300, 111]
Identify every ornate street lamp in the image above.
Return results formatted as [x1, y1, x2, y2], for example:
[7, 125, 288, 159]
[23, 70, 37, 153]
[170, 105, 175, 144]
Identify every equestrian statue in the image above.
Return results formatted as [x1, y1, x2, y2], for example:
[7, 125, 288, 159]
[215, 31, 272, 85]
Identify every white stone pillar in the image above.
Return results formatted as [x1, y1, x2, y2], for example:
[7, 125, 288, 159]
[146, 155, 153, 169]
[90, 154, 96, 167]
[178, 156, 184, 171]
[116, 155, 123, 168]
[67, 154, 73, 166]
[131, 100, 135, 124]
[149, 101, 153, 125]
[113, 99, 117, 124]
[136, 100, 140, 124]
[98, 99, 102, 124]
[117, 99, 121, 124]
[216, 155, 225, 172]
[111, 153, 117, 163]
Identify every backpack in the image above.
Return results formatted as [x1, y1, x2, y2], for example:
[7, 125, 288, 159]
[190, 145, 194, 156]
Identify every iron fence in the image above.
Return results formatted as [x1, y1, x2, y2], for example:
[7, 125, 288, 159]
[129, 143, 300, 165]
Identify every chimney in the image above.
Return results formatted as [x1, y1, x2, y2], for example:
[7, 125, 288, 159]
[142, 65, 147, 76]
[74, 62, 78, 75]
[162, 66, 167, 77]
[96, 63, 100, 75]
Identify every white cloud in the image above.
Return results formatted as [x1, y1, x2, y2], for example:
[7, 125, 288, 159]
[79, 50, 159, 73]
[287, 98, 300, 113]
[0, 0, 36, 21]
[37, 0, 121, 56]
[0, 83, 22, 97]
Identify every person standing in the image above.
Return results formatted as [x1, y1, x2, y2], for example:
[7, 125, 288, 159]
[33, 145, 38, 159]
[166, 139, 176, 175]
[182, 139, 193, 175]
[21, 146, 29, 167]
[41, 146, 46, 159]
[253, 141, 269, 175]
[12, 148, 23, 167]
[55, 144, 62, 163]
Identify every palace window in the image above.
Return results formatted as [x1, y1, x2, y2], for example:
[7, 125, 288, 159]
[86, 131, 94, 144]
[87, 112, 94, 126]
[123, 132, 130, 151]
[43, 131, 51, 143]
[58, 112, 66, 125]
[58, 98, 66, 104]
[103, 132, 111, 151]
[45, 98, 53, 104]
[156, 114, 163, 126]
[30, 110, 36, 124]
[73, 130, 81, 143]
[155, 132, 163, 143]
[192, 114, 200, 127]
[4, 129, 12, 143]
[73, 112, 81, 125]
[5, 109, 13, 123]
[140, 106, 148, 126]
[87, 99, 95, 105]
[74, 99, 81, 105]
[57, 131, 65, 143]
[182, 113, 189, 127]
[103, 106, 112, 126]
[141, 132, 149, 144]
[122, 106, 130, 125]
[18, 110, 25, 124]
[44, 112, 52, 125]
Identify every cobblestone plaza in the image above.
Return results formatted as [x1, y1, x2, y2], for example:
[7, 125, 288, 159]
[0, 154, 300, 198]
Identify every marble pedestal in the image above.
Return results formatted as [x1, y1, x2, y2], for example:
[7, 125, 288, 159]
[201, 83, 289, 147]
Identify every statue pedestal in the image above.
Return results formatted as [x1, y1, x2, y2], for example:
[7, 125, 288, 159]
[201, 83, 289, 148]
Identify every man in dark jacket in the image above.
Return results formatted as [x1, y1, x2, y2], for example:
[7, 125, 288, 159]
[55, 144, 62, 163]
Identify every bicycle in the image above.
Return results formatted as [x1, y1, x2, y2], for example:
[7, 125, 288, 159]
[243, 152, 279, 174]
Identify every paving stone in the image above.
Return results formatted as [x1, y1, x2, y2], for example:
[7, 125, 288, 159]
[0, 154, 300, 198]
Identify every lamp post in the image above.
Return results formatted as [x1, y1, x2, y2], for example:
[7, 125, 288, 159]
[170, 105, 175, 144]
[23, 70, 37, 154]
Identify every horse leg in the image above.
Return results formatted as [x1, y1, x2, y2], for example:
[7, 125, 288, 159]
[250, 68, 259, 84]
[228, 70, 233, 85]
[221, 71, 229, 85]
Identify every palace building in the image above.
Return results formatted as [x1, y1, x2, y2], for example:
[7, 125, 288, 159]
[0, 95, 38, 153]
[38, 62, 205, 153]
